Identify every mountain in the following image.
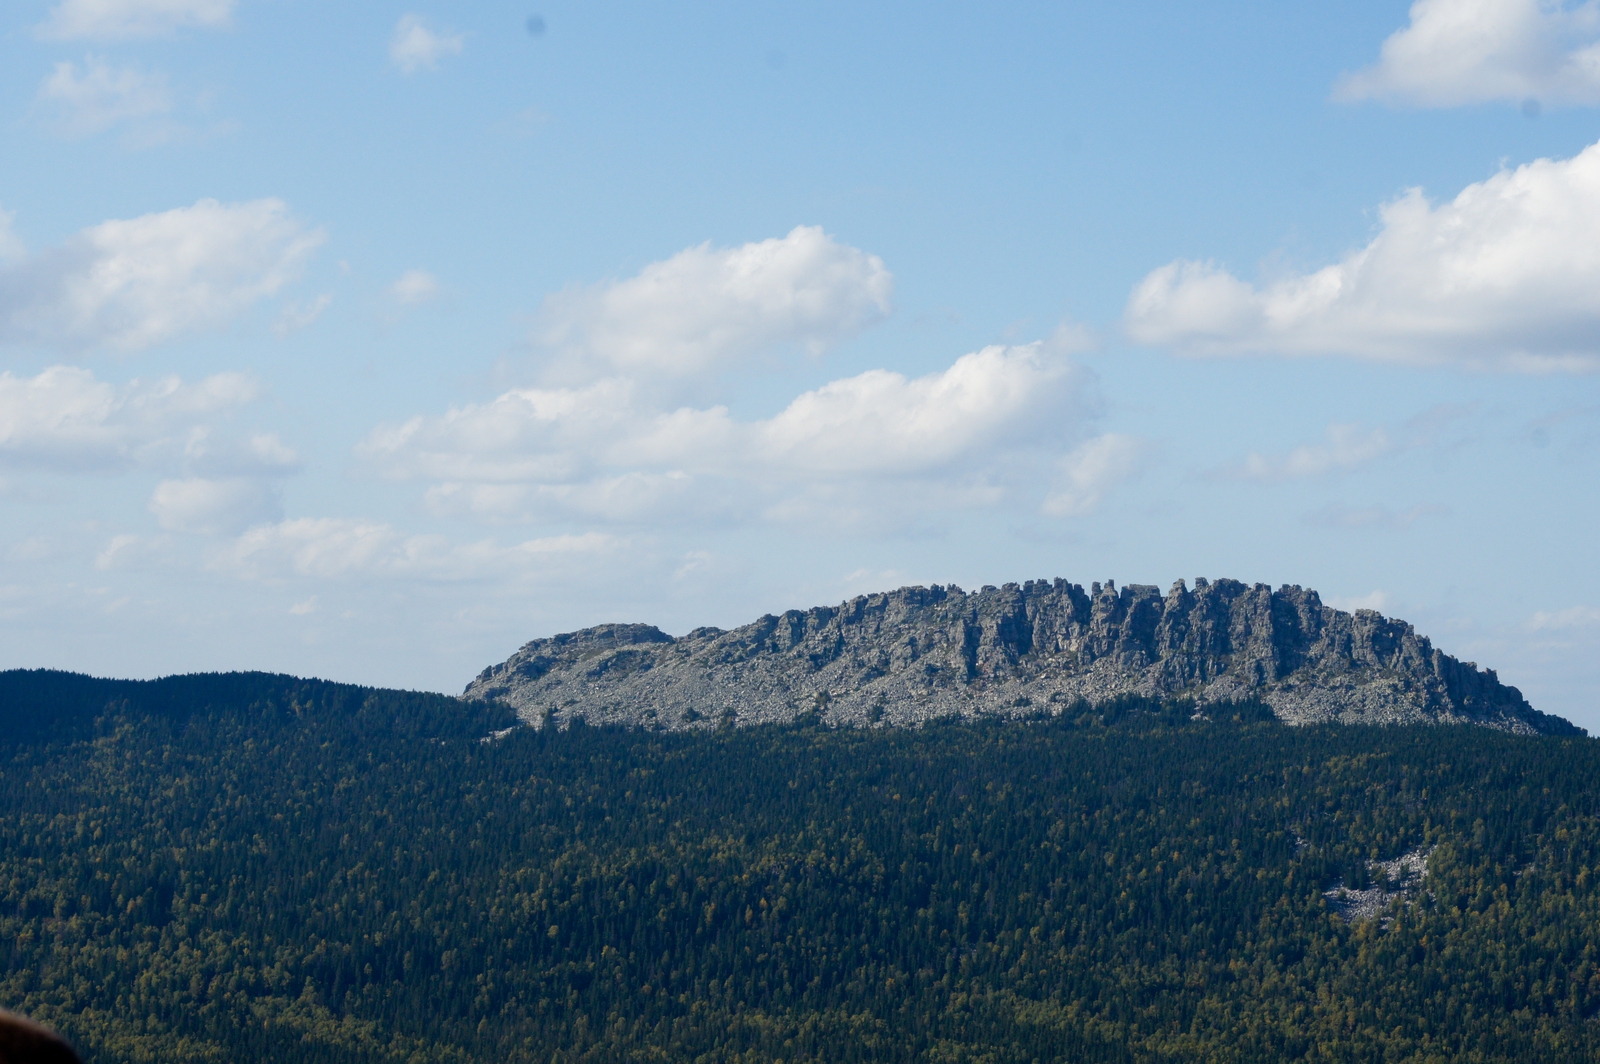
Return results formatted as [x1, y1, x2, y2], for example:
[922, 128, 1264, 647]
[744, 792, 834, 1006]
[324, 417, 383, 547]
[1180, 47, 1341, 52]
[464, 576, 1580, 735]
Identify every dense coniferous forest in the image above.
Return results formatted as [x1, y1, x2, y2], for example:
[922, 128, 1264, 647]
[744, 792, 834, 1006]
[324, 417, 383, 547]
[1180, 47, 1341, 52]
[3, 668, 1600, 1062]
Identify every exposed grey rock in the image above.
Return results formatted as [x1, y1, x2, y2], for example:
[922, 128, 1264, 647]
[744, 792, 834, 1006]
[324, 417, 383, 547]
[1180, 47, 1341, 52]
[463, 578, 1583, 736]
[1324, 846, 1436, 925]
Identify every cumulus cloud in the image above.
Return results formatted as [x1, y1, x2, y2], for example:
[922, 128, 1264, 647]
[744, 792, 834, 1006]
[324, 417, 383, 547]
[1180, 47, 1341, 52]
[0, 198, 323, 352]
[37, 57, 171, 139]
[361, 342, 1102, 528]
[222, 519, 617, 581]
[1336, 0, 1600, 107]
[360, 232, 1125, 531]
[148, 476, 281, 534]
[38, 0, 233, 39]
[0, 365, 257, 474]
[540, 225, 893, 379]
[1125, 139, 1600, 371]
[390, 269, 439, 305]
[1041, 434, 1149, 516]
[390, 15, 464, 74]
[748, 345, 1073, 475]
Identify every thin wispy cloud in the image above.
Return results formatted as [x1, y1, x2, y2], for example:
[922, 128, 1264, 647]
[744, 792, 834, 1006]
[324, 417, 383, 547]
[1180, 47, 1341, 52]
[1304, 502, 1450, 530]
[390, 269, 440, 305]
[389, 15, 464, 74]
[1234, 424, 1393, 482]
[1528, 605, 1600, 630]
[148, 477, 282, 535]
[274, 294, 332, 337]
[1326, 590, 1391, 613]
[220, 520, 618, 582]
[1041, 434, 1149, 517]
[36, 57, 172, 139]
[0, 209, 24, 262]
[38, 0, 234, 40]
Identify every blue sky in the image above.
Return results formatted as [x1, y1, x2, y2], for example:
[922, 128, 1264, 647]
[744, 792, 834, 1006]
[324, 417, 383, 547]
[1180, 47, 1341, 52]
[3, 0, 1599, 727]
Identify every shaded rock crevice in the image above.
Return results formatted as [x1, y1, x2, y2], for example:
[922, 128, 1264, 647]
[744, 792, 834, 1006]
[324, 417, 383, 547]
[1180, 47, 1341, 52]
[464, 578, 1582, 737]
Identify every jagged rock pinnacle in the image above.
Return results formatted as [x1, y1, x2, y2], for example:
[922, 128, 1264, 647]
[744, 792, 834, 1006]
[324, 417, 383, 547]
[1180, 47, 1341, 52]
[462, 578, 1581, 736]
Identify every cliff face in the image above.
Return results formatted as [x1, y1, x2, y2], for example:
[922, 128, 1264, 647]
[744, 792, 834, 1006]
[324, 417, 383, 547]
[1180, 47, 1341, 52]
[463, 578, 1581, 736]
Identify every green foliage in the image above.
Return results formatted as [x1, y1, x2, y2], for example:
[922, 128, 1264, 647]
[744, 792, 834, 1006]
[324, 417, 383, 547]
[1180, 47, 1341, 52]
[2, 669, 1600, 1062]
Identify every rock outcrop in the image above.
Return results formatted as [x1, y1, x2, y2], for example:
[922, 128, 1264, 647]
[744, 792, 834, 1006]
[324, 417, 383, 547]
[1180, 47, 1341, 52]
[463, 578, 1582, 736]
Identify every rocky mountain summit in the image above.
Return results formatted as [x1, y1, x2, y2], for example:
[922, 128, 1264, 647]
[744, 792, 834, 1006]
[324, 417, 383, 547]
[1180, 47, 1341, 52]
[464, 578, 1582, 736]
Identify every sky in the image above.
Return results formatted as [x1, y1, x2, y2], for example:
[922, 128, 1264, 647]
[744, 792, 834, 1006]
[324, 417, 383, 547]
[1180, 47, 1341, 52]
[2, 0, 1599, 728]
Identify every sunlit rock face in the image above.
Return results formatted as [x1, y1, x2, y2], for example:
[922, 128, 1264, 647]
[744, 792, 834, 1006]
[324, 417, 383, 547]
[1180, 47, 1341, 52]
[464, 578, 1581, 736]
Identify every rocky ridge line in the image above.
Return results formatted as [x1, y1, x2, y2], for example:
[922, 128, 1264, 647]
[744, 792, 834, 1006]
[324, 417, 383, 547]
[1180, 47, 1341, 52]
[463, 577, 1582, 736]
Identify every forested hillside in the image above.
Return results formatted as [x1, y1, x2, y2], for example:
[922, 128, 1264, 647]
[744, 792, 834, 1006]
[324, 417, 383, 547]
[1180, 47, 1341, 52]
[3, 669, 1600, 1062]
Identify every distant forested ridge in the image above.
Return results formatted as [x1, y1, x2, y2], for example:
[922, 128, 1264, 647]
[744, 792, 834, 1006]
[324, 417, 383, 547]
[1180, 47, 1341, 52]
[464, 577, 1577, 736]
[3, 668, 1600, 1062]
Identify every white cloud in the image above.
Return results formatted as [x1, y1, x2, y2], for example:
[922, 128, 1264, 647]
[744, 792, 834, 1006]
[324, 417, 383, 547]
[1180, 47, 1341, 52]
[1041, 433, 1149, 516]
[148, 476, 281, 534]
[245, 432, 298, 471]
[360, 230, 1116, 532]
[748, 344, 1073, 474]
[1, 198, 323, 352]
[361, 342, 1102, 528]
[1125, 138, 1600, 371]
[1336, 0, 1600, 107]
[182, 428, 301, 477]
[37, 57, 172, 139]
[390, 269, 439, 305]
[0, 365, 257, 474]
[1236, 423, 1392, 481]
[362, 377, 637, 485]
[540, 225, 893, 379]
[1528, 604, 1600, 629]
[94, 532, 144, 570]
[39, 0, 233, 39]
[389, 15, 464, 74]
[1327, 590, 1392, 613]
[0, 208, 24, 263]
[222, 518, 617, 581]
[274, 293, 331, 336]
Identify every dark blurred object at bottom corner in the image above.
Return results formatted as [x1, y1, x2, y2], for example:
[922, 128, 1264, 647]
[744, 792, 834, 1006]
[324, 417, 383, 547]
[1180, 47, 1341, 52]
[0, 1010, 80, 1064]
